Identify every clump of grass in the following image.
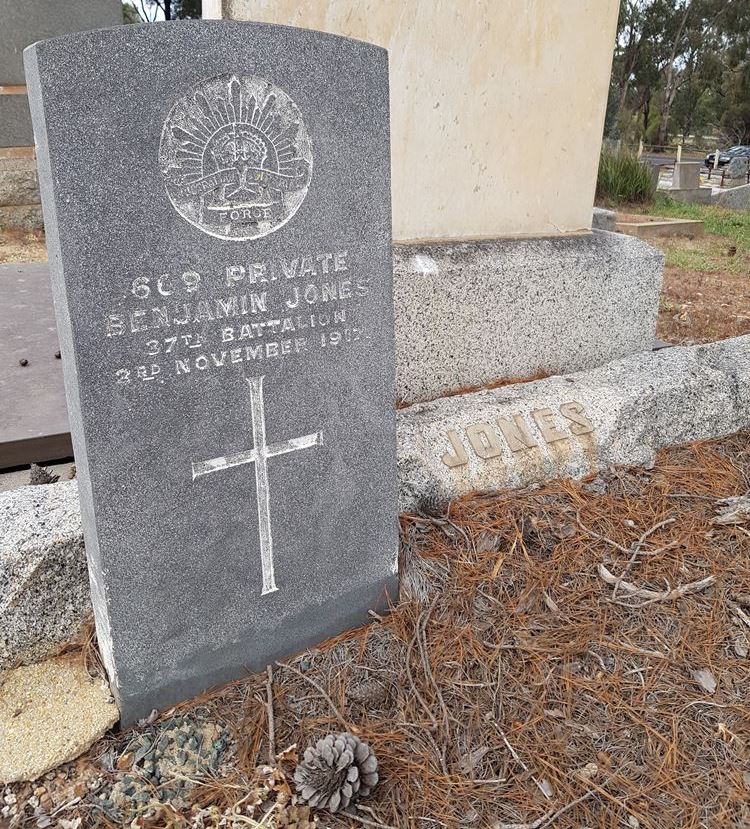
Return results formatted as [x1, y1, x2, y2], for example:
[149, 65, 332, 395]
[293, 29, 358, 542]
[596, 147, 656, 205]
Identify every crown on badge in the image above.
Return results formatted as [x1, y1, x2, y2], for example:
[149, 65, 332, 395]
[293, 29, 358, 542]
[169, 76, 304, 183]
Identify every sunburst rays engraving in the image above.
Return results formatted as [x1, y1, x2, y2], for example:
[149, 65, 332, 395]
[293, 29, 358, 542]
[160, 75, 312, 241]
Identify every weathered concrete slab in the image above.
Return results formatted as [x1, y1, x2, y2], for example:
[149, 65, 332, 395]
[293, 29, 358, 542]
[0, 655, 118, 784]
[667, 187, 712, 205]
[591, 207, 616, 231]
[393, 230, 663, 402]
[397, 335, 750, 511]
[0, 203, 44, 231]
[0, 157, 39, 206]
[615, 214, 703, 239]
[0, 481, 89, 670]
[0, 263, 71, 468]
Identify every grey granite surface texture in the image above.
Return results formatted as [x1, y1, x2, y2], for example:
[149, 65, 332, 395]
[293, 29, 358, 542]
[0, 480, 90, 670]
[0, 0, 123, 83]
[591, 207, 616, 231]
[0, 95, 33, 147]
[397, 335, 750, 511]
[713, 183, 750, 210]
[392, 231, 664, 402]
[25, 20, 397, 725]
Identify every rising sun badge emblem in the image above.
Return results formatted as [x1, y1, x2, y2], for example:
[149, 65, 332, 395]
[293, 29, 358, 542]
[159, 74, 312, 241]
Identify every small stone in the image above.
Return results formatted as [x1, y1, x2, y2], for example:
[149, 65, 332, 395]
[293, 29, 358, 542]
[54, 351, 61, 359]
[0, 656, 119, 784]
[18, 358, 28, 367]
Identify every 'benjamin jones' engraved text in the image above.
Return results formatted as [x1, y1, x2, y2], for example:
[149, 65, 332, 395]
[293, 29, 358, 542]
[106, 248, 371, 387]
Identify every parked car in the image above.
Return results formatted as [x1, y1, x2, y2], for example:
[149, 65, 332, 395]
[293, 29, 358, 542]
[704, 145, 750, 168]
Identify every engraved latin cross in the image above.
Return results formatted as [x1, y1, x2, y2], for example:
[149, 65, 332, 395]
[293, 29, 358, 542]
[191, 375, 322, 595]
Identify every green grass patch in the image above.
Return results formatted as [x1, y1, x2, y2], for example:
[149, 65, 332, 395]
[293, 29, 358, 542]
[663, 247, 724, 271]
[645, 194, 750, 251]
[596, 148, 656, 206]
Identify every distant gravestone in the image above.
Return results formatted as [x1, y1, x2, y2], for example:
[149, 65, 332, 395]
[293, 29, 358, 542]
[25, 21, 396, 724]
[726, 156, 749, 181]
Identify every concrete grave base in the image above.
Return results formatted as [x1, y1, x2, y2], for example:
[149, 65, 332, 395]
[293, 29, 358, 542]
[397, 335, 750, 511]
[615, 213, 704, 239]
[666, 187, 713, 205]
[393, 230, 663, 402]
[591, 207, 616, 231]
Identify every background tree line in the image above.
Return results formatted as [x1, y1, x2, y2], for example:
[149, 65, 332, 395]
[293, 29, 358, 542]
[123, 0, 201, 23]
[605, 0, 750, 148]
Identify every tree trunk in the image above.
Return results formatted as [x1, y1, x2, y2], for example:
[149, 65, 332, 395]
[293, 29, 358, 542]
[655, 1, 692, 147]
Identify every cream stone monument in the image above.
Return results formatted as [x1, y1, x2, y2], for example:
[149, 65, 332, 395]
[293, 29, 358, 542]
[205, 0, 664, 403]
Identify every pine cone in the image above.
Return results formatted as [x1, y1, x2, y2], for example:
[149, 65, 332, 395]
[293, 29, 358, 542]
[29, 463, 60, 485]
[293, 732, 378, 813]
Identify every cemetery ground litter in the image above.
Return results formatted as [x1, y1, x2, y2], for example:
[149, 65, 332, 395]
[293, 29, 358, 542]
[3, 432, 750, 829]
[629, 200, 750, 345]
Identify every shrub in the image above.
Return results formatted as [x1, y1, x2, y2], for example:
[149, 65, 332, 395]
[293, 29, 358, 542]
[596, 148, 656, 206]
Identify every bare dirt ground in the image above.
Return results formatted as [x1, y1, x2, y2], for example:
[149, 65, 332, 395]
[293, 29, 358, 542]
[625, 199, 750, 345]
[4, 433, 750, 829]
[654, 235, 750, 344]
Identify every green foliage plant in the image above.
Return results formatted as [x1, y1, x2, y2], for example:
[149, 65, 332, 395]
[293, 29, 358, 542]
[596, 148, 657, 206]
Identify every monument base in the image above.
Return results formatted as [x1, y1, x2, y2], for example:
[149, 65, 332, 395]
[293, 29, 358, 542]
[393, 229, 663, 402]
[667, 187, 712, 204]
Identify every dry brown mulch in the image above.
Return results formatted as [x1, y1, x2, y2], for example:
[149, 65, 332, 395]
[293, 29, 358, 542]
[7, 433, 749, 829]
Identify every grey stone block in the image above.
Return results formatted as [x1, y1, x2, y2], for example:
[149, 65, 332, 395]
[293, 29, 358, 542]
[393, 230, 663, 402]
[713, 183, 750, 211]
[0, 0, 123, 84]
[0, 481, 91, 670]
[0, 158, 40, 206]
[672, 161, 700, 190]
[397, 335, 750, 512]
[592, 207, 616, 231]
[0, 95, 33, 147]
[726, 157, 749, 180]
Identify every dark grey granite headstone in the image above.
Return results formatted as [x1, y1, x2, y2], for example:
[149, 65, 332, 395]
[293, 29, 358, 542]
[25, 20, 396, 725]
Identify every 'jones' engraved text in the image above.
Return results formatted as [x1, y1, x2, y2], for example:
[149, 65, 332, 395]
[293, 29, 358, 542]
[442, 402, 594, 468]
